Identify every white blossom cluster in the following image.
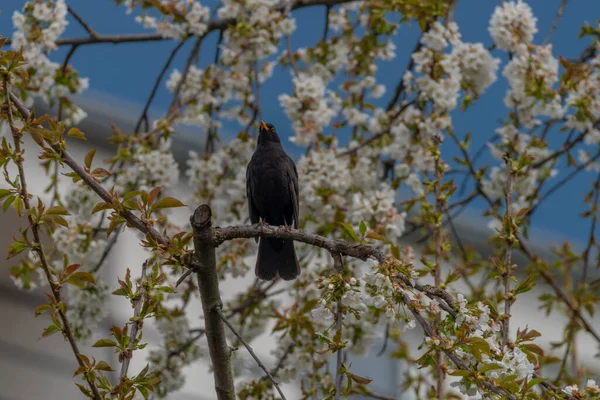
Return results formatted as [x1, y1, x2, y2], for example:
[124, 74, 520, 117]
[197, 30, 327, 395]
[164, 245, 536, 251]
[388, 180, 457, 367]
[296, 147, 406, 240]
[502, 44, 563, 127]
[11, 0, 89, 125]
[563, 380, 600, 399]
[65, 278, 109, 343]
[449, 295, 536, 396]
[409, 21, 500, 114]
[489, 0, 538, 52]
[482, 1, 567, 229]
[149, 314, 203, 397]
[133, 0, 211, 39]
[115, 137, 180, 193]
[566, 41, 600, 145]
[279, 73, 341, 146]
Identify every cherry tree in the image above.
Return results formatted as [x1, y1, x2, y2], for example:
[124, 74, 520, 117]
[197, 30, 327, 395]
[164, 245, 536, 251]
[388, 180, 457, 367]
[1, 0, 600, 399]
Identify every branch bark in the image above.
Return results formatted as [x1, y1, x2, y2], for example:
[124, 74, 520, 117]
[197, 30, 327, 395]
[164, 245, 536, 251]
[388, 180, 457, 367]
[191, 205, 235, 400]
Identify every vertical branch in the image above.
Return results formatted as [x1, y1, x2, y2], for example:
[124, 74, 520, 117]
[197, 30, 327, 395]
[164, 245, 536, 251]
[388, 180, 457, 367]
[4, 80, 101, 400]
[502, 157, 515, 347]
[432, 136, 445, 399]
[119, 260, 150, 380]
[190, 205, 235, 400]
[332, 252, 344, 400]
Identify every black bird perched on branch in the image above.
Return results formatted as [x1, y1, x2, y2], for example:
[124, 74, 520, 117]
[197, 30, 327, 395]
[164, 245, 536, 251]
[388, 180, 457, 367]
[246, 120, 300, 280]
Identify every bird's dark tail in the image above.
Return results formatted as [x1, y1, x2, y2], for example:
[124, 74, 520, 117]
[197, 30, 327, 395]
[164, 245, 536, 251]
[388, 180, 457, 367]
[255, 238, 300, 281]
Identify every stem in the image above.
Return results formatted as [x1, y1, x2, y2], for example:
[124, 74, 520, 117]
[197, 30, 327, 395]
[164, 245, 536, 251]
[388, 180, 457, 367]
[119, 260, 149, 380]
[433, 138, 444, 399]
[502, 160, 515, 347]
[332, 252, 344, 400]
[4, 79, 101, 400]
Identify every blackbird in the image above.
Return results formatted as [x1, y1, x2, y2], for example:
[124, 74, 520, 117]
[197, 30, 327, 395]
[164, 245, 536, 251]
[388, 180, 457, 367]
[246, 120, 300, 280]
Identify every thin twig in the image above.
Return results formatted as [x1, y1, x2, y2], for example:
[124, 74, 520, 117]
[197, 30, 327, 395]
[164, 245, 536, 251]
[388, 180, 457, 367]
[92, 230, 120, 273]
[542, 0, 567, 45]
[134, 39, 188, 134]
[322, 5, 331, 41]
[119, 260, 150, 379]
[332, 252, 344, 400]
[253, 58, 263, 122]
[217, 309, 287, 400]
[502, 156, 515, 347]
[67, 6, 99, 38]
[168, 35, 204, 112]
[432, 137, 444, 400]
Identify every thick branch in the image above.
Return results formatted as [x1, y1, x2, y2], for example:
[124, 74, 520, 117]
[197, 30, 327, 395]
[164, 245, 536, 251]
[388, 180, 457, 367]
[191, 205, 235, 400]
[214, 224, 386, 263]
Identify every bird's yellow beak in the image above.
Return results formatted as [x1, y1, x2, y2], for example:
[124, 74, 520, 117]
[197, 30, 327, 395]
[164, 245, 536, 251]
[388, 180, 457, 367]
[260, 120, 269, 132]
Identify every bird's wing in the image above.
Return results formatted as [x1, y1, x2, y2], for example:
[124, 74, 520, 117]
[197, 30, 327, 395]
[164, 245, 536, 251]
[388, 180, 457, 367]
[286, 156, 299, 229]
[246, 163, 259, 225]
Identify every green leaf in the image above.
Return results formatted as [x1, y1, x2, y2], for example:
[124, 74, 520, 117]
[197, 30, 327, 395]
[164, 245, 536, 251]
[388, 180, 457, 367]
[3, 195, 16, 212]
[67, 271, 96, 288]
[46, 205, 70, 216]
[480, 363, 502, 373]
[137, 386, 149, 400]
[92, 202, 113, 214]
[0, 189, 11, 200]
[41, 324, 60, 338]
[34, 304, 51, 317]
[152, 197, 186, 211]
[95, 361, 114, 372]
[92, 339, 117, 348]
[84, 149, 96, 169]
[157, 286, 175, 293]
[7, 241, 27, 258]
[92, 168, 111, 178]
[339, 222, 358, 242]
[359, 221, 367, 236]
[365, 231, 386, 241]
[67, 127, 86, 140]
[64, 263, 81, 276]
[348, 371, 372, 385]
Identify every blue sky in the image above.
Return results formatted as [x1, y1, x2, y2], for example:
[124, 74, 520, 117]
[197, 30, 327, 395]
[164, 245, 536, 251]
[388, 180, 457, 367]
[1, 0, 600, 246]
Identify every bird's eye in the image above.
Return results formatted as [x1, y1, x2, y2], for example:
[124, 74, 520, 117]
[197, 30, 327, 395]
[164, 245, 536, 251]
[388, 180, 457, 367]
[270, 127, 276, 132]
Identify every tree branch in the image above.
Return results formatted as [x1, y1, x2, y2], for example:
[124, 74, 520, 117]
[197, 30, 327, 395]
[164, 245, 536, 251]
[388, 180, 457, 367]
[191, 205, 235, 400]
[2, 0, 359, 48]
[4, 79, 101, 400]
[8, 91, 170, 249]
